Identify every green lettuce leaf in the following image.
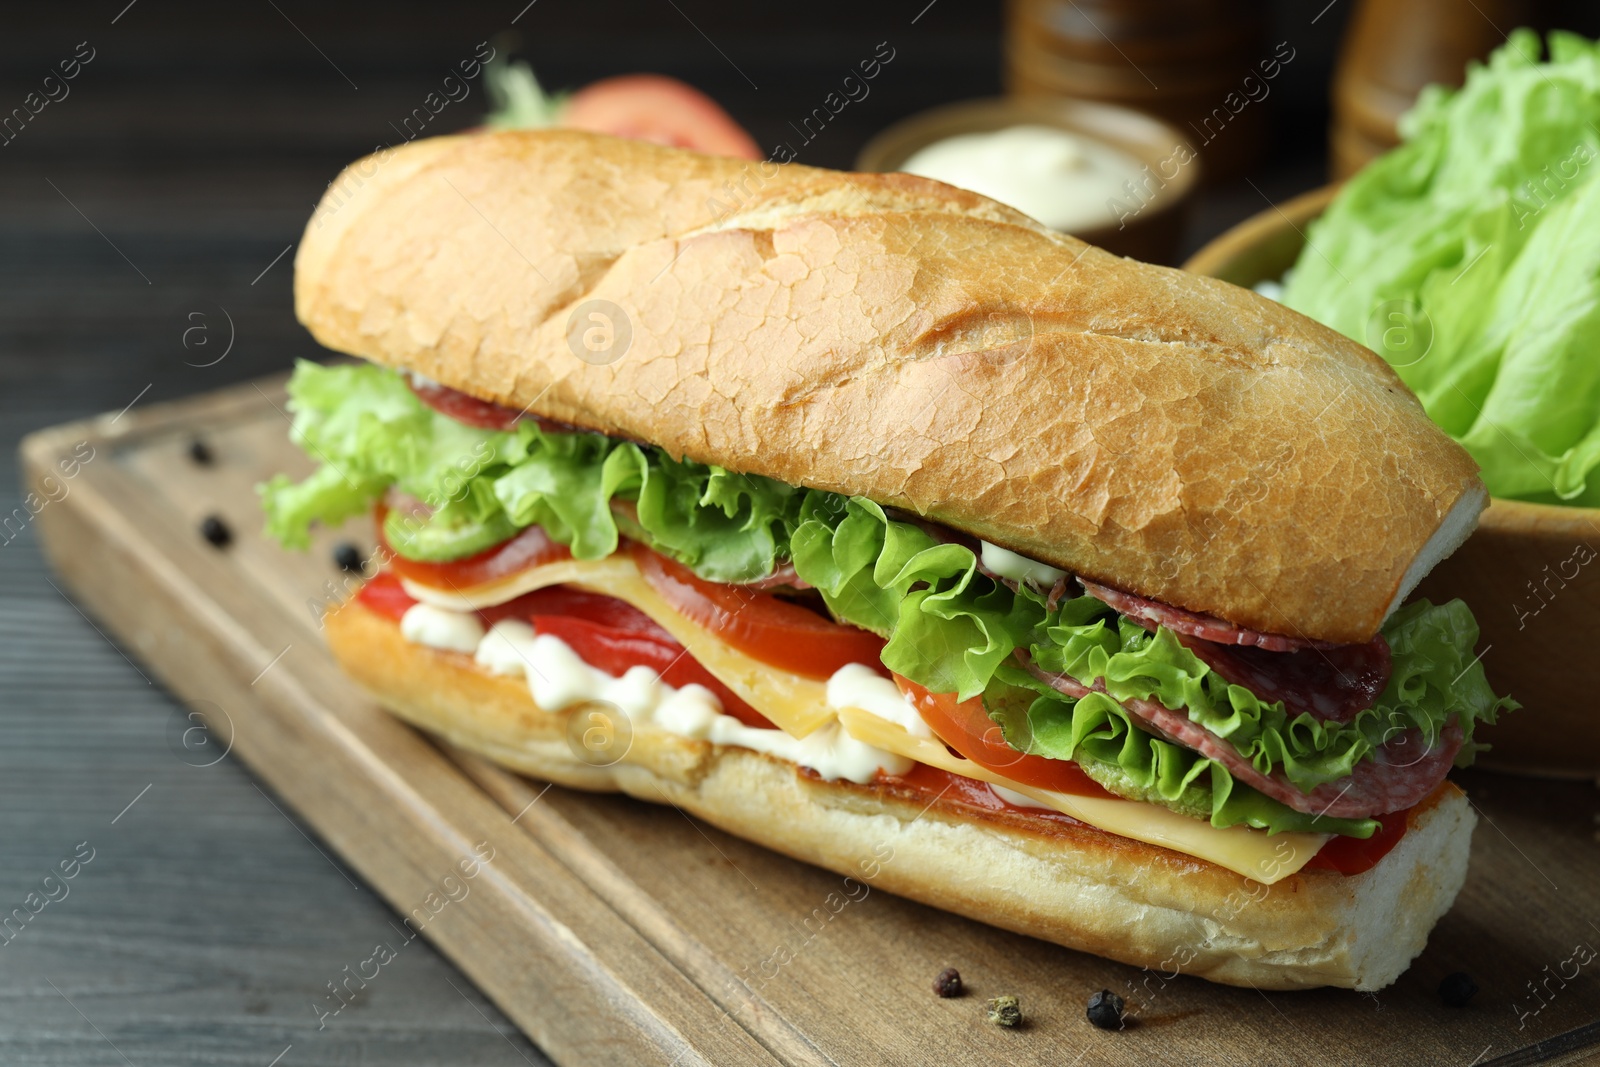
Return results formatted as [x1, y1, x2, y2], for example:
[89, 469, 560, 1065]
[789, 497, 1512, 835]
[987, 598, 1512, 836]
[983, 672, 1378, 836]
[263, 361, 1514, 837]
[260, 360, 803, 581]
[1026, 594, 1510, 793]
[483, 56, 568, 130]
[1283, 29, 1600, 504]
[790, 496, 1040, 700]
[260, 361, 507, 551]
[260, 463, 390, 550]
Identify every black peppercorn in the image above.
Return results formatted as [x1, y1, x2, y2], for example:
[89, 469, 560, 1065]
[932, 967, 962, 998]
[986, 994, 1022, 1028]
[187, 438, 214, 465]
[1438, 971, 1478, 1007]
[200, 514, 232, 548]
[1086, 989, 1125, 1030]
[333, 542, 364, 573]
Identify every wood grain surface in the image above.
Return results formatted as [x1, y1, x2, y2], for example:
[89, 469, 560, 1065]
[20, 374, 1600, 1066]
[0, 5, 1007, 1062]
[5, 3, 1598, 1063]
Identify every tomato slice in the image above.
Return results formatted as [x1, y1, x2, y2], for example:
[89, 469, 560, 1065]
[355, 571, 420, 622]
[478, 583, 659, 634]
[382, 504, 885, 680]
[377, 504, 572, 588]
[882, 762, 1086, 826]
[1302, 807, 1409, 875]
[898, 675, 1408, 871]
[562, 74, 761, 160]
[632, 543, 887, 680]
[895, 676, 1112, 799]
[491, 586, 771, 728]
[356, 572, 771, 729]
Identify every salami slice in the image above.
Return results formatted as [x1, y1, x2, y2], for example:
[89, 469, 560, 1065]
[1077, 577, 1393, 723]
[1173, 633, 1392, 724]
[740, 559, 812, 591]
[1078, 578, 1328, 652]
[1018, 654, 1460, 818]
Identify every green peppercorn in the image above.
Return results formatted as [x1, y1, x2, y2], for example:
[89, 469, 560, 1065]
[987, 994, 1022, 1028]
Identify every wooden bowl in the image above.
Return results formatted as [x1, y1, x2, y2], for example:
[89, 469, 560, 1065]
[1186, 186, 1600, 778]
[856, 96, 1197, 265]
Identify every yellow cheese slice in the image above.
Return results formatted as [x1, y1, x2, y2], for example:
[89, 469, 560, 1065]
[835, 705, 1325, 884]
[400, 556, 837, 738]
[400, 553, 1328, 884]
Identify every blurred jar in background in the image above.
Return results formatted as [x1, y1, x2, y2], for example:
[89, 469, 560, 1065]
[1005, 0, 1268, 182]
[1330, 0, 1537, 178]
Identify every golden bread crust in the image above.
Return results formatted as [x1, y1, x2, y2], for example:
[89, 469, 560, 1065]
[295, 129, 1483, 641]
[326, 597, 1475, 989]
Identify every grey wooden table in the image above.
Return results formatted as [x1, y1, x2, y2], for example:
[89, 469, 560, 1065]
[0, 540, 553, 1065]
[0, 2, 1346, 1061]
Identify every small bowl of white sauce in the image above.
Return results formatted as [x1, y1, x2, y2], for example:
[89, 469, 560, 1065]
[857, 97, 1198, 264]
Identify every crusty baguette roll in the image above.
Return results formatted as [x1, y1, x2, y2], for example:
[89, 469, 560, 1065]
[295, 129, 1483, 643]
[327, 596, 1475, 991]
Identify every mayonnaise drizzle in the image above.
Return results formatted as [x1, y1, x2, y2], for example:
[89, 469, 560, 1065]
[979, 541, 1068, 587]
[409, 613, 916, 784]
[990, 782, 1055, 810]
[400, 603, 486, 653]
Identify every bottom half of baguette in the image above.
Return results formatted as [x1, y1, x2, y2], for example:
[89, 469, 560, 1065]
[324, 596, 1475, 992]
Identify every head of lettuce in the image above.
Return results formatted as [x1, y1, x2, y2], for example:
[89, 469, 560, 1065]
[1284, 29, 1600, 506]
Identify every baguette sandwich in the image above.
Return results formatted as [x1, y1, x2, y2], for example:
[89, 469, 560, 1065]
[263, 130, 1516, 991]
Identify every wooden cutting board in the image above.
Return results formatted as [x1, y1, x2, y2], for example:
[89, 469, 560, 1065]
[20, 374, 1600, 1067]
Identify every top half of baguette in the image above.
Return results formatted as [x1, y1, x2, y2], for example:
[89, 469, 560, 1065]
[293, 129, 1483, 644]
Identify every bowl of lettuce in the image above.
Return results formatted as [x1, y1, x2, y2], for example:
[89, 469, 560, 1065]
[1184, 29, 1600, 778]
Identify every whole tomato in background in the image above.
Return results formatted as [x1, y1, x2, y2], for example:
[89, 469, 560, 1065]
[485, 59, 762, 159]
[564, 74, 761, 158]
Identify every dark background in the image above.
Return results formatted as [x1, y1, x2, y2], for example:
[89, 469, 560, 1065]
[0, 0, 1357, 459]
[0, 2, 1584, 1063]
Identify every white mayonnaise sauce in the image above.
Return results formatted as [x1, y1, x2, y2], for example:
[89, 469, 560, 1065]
[400, 603, 486, 653]
[408, 614, 916, 783]
[990, 782, 1055, 810]
[826, 664, 932, 738]
[979, 540, 1068, 588]
[901, 124, 1142, 233]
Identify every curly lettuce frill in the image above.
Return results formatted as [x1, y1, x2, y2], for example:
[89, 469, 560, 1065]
[1283, 30, 1600, 505]
[789, 495, 1039, 700]
[261, 362, 1515, 836]
[260, 360, 803, 582]
[1027, 596, 1510, 793]
[984, 671, 1379, 836]
[788, 497, 1513, 835]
